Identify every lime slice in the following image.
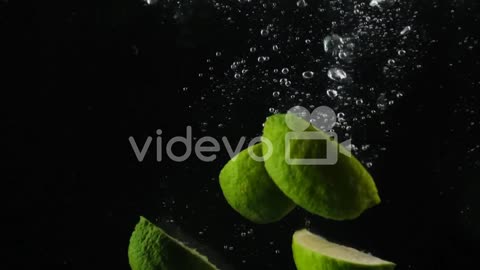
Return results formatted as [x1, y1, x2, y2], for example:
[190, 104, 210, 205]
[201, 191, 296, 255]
[292, 229, 395, 270]
[128, 216, 219, 270]
[219, 143, 296, 224]
[262, 114, 380, 220]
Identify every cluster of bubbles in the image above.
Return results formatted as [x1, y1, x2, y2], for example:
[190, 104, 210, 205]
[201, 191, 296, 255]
[185, 0, 425, 166]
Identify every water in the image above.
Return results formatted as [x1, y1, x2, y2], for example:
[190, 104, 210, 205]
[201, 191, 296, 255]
[14, 0, 479, 269]
[163, 1, 479, 268]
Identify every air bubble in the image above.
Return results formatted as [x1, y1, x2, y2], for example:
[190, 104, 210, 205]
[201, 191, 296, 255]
[400, 26, 411, 35]
[296, 0, 308, 8]
[323, 34, 344, 55]
[326, 89, 338, 98]
[260, 29, 269, 37]
[258, 56, 269, 63]
[144, 0, 158, 5]
[302, 71, 314, 79]
[327, 68, 347, 82]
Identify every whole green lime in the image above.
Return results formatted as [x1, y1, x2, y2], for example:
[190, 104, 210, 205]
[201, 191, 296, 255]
[219, 143, 296, 224]
[128, 216, 219, 270]
[262, 114, 380, 220]
[293, 229, 396, 270]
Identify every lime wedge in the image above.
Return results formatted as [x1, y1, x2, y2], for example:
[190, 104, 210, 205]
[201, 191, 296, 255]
[262, 114, 380, 220]
[219, 143, 295, 224]
[128, 217, 219, 270]
[292, 229, 395, 270]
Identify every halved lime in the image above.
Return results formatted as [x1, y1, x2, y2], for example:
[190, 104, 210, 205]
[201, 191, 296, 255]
[262, 114, 380, 220]
[292, 229, 395, 270]
[219, 143, 295, 224]
[128, 216, 219, 270]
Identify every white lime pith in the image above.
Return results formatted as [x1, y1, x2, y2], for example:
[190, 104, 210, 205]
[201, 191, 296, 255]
[292, 229, 396, 270]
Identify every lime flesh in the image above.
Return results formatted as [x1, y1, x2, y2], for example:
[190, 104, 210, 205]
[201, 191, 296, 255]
[292, 229, 395, 270]
[262, 114, 381, 220]
[128, 216, 219, 270]
[219, 143, 295, 224]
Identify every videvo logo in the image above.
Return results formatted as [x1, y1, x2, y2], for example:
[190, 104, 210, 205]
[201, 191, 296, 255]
[284, 105, 351, 165]
[128, 106, 351, 165]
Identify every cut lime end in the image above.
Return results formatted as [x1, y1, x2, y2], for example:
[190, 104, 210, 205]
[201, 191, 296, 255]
[293, 230, 395, 270]
[295, 230, 394, 265]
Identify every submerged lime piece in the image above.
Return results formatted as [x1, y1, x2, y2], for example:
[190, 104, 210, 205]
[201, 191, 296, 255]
[292, 229, 396, 270]
[262, 114, 381, 220]
[219, 143, 295, 224]
[128, 217, 219, 270]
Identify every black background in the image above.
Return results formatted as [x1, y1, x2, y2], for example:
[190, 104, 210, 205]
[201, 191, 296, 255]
[3, 0, 480, 269]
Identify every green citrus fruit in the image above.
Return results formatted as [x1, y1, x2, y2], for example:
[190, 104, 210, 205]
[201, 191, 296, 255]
[219, 143, 296, 224]
[292, 229, 395, 270]
[128, 216, 219, 270]
[262, 114, 380, 220]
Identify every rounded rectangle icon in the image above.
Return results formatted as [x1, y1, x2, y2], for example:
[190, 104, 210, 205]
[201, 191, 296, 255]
[285, 131, 338, 165]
